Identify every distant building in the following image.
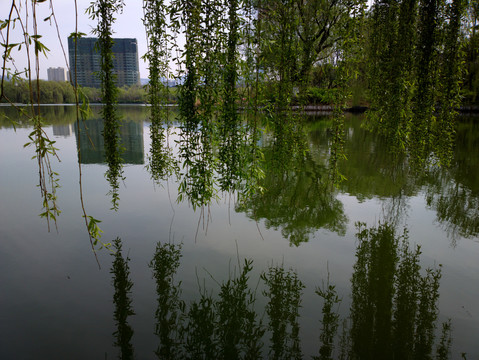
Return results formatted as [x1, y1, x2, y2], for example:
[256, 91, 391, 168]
[47, 67, 68, 82]
[67, 37, 140, 88]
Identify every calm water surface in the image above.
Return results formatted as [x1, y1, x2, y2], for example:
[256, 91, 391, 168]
[0, 105, 478, 359]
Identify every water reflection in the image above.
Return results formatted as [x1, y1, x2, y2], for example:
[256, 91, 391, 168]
[111, 222, 452, 359]
[3, 106, 479, 245]
[74, 118, 144, 165]
[350, 222, 444, 359]
[333, 114, 479, 245]
[237, 121, 347, 246]
[262, 264, 304, 359]
[111, 238, 135, 359]
[335, 116, 418, 200]
[236, 146, 347, 246]
[422, 117, 479, 242]
[150, 242, 185, 359]
[52, 124, 73, 137]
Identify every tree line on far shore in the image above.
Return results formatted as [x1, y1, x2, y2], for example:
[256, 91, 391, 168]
[0, 79, 152, 104]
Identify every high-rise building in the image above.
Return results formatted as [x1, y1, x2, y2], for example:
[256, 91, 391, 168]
[68, 37, 140, 88]
[47, 67, 68, 82]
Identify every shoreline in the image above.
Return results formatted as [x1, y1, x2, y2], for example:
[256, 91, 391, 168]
[1, 102, 479, 114]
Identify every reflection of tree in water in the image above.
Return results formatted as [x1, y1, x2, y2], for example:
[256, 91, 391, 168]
[424, 169, 479, 243]
[0, 105, 78, 128]
[335, 115, 419, 201]
[423, 117, 479, 243]
[150, 242, 185, 359]
[110, 238, 135, 360]
[111, 226, 452, 359]
[350, 222, 447, 360]
[261, 265, 304, 359]
[321, 113, 479, 245]
[236, 124, 347, 245]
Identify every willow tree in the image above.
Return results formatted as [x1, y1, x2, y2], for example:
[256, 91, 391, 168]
[366, 0, 468, 167]
[0, 0, 61, 229]
[410, 0, 444, 164]
[87, 0, 125, 210]
[238, 0, 266, 201]
[464, 1, 479, 104]
[143, 0, 176, 182]
[218, 0, 243, 193]
[434, 0, 468, 166]
[366, 0, 418, 153]
[258, 0, 367, 93]
[172, 0, 229, 208]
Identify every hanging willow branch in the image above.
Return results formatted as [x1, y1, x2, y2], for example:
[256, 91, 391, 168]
[175, 0, 220, 210]
[218, 0, 243, 193]
[366, 0, 466, 169]
[1, 0, 61, 231]
[143, 0, 177, 182]
[87, 0, 125, 211]
[434, 0, 467, 166]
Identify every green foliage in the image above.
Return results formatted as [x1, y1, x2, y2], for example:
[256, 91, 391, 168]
[304, 88, 339, 106]
[259, 0, 366, 91]
[84, 215, 109, 249]
[0, 80, 76, 104]
[0, 1, 63, 231]
[434, 0, 468, 166]
[218, 0, 244, 193]
[365, 0, 468, 168]
[143, 0, 177, 183]
[88, 0, 126, 211]
[463, 2, 479, 104]
[23, 114, 61, 229]
[174, 0, 218, 209]
[0, 81, 149, 104]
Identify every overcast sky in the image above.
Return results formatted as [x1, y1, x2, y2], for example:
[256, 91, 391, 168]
[2, 0, 151, 80]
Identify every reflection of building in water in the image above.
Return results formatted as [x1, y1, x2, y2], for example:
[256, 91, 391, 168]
[53, 124, 73, 137]
[74, 119, 144, 164]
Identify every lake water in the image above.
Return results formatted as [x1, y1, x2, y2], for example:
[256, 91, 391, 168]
[0, 105, 478, 359]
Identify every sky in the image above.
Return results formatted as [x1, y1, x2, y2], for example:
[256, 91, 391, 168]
[1, 0, 151, 80]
